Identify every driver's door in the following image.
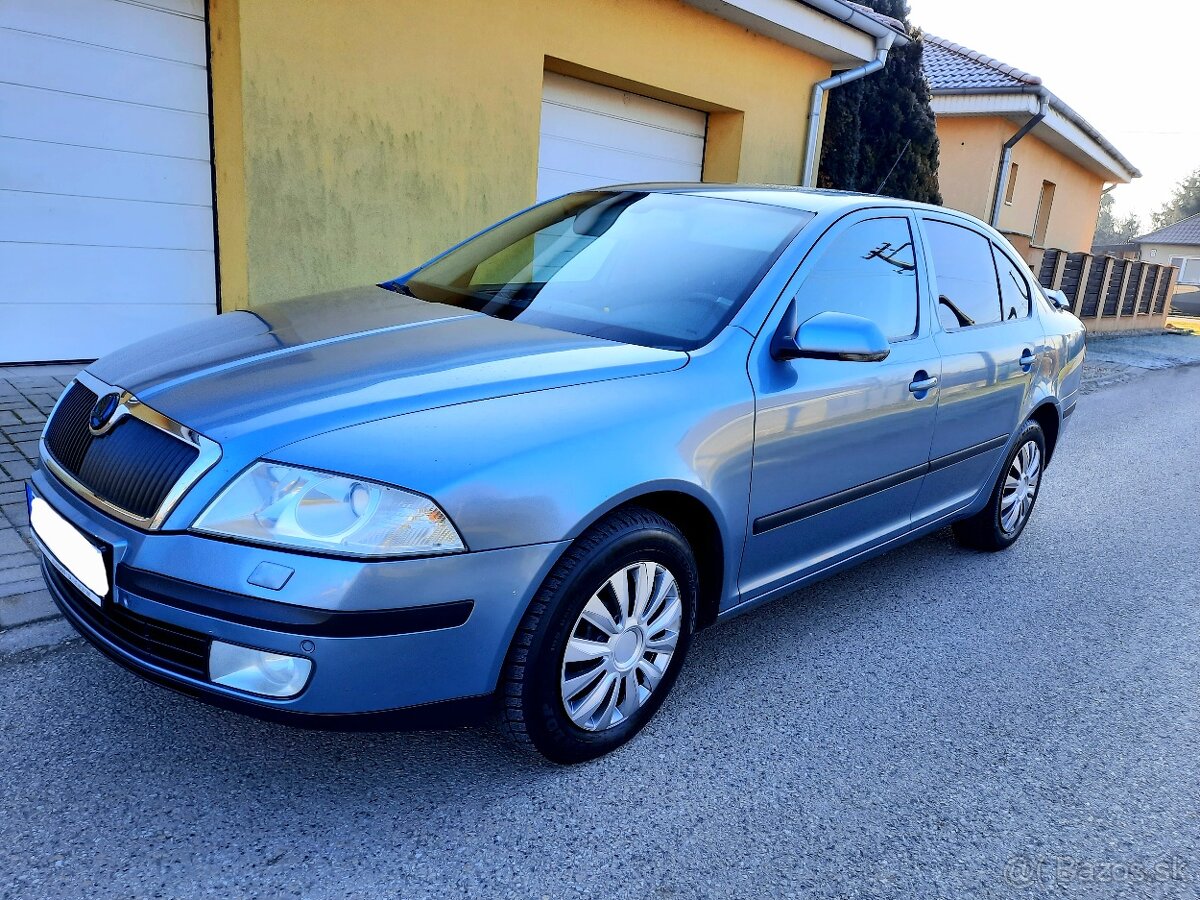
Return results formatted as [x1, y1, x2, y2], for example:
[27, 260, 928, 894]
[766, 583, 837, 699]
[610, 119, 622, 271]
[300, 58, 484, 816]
[739, 211, 941, 601]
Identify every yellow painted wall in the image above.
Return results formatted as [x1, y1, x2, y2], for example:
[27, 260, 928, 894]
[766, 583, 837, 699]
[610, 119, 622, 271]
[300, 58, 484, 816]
[208, 0, 248, 310]
[1002, 132, 1105, 253]
[935, 116, 1106, 254]
[208, 0, 834, 309]
[934, 116, 1006, 223]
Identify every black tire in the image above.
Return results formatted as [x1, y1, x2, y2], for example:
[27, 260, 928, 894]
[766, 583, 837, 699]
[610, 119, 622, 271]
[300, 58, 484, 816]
[952, 419, 1046, 552]
[499, 507, 698, 764]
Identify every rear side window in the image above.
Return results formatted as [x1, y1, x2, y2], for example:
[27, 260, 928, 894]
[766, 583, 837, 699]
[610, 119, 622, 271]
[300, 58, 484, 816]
[993, 245, 1032, 319]
[794, 217, 919, 341]
[923, 219, 1002, 330]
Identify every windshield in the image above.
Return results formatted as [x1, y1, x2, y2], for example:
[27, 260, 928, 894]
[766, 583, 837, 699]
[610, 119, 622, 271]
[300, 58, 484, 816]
[400, 191, 813, 350]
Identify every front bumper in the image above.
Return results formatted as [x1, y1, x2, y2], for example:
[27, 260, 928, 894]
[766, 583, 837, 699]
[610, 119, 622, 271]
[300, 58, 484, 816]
[31, 466, 566, 723]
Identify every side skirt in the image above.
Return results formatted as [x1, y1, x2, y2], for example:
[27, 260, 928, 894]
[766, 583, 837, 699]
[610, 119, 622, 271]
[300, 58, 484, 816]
[717, 504, 970, 626]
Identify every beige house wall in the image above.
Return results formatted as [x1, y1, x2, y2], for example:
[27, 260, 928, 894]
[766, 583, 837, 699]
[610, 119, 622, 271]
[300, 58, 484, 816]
[935, 116, 1107, 255]
[1139, 242, 1200, 295]
[1001, 132, 1106, 253]
[1138, 242, 1200, 264]
[934, 116, 1005, 221]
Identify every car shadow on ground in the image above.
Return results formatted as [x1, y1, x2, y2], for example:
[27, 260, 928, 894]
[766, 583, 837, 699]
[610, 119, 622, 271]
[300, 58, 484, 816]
[13, 527, 977, 795]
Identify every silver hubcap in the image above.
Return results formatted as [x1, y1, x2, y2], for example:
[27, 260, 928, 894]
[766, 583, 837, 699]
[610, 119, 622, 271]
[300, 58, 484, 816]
[560, 561, 682, 732]
[1001, 440, 1042, 534]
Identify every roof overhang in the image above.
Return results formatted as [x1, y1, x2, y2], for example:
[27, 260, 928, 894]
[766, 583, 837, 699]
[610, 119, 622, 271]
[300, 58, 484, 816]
[682, 0, 908, 68]
[931, 92, 1140, 184]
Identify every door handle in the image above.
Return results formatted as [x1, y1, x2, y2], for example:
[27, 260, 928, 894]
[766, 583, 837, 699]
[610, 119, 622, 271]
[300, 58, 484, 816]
[909, 374, 939, 394]
[1019, 349, 1039, 371]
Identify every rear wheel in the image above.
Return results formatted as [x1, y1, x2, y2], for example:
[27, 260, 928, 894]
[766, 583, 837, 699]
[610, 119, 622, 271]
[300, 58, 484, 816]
[952, 420, 1045, 552]
[500, 508, 697, 764]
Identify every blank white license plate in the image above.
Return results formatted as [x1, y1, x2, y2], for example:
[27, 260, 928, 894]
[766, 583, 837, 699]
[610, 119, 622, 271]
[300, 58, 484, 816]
[28, 489, 109, 606]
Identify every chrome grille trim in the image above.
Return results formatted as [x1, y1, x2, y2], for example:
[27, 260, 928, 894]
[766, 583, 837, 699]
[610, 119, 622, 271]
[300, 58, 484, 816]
[40, 371, 222, 530]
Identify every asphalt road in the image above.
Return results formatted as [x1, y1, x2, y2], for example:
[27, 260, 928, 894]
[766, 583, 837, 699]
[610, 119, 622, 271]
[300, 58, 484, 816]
[3, 367, 1200, 900]
[1171, 293, 1200, 317]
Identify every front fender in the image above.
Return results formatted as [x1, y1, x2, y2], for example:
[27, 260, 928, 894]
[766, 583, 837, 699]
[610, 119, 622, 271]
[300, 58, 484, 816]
[273, 328, 757, 562]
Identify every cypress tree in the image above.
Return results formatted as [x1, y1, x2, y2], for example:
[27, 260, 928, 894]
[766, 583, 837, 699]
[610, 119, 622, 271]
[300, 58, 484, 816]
[817, 0, 941, 204]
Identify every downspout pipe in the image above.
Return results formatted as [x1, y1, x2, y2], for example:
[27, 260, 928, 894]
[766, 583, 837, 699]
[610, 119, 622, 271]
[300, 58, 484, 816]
[989, 92, 1049, 227]
[802, 32, 895, 188]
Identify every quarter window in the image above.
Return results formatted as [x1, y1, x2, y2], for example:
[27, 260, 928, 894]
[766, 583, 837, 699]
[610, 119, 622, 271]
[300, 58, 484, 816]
[993, 245, 1032, 319]
[923, 219, 1002, 329]
[794, 217, 919, 341]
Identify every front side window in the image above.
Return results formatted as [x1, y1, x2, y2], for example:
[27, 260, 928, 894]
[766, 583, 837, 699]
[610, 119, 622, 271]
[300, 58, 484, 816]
[401, 191, 812, 350]
[793, 217, 919, 341]
[923, 219, 1002, 329]
[993, 245, 1032, 319]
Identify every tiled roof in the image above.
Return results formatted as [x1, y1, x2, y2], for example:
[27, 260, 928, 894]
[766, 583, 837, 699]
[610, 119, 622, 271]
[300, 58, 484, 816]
[1136, 213, 1200, 246]
[840, 1, 907, 37]
[921, 33, 1139, 180]
[922, 34, 1042, 92]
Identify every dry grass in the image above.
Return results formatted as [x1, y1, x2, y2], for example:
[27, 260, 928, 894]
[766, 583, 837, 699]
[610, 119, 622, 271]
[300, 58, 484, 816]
[1166, 316, 1200, 333]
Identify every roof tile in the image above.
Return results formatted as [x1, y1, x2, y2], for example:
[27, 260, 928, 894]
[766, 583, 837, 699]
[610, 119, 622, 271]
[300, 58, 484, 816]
[840, 1, 907, 36]
[922, 34, 1042, 92]
[1136, 213, 1200, 246]
[921, 33, 1139, 180]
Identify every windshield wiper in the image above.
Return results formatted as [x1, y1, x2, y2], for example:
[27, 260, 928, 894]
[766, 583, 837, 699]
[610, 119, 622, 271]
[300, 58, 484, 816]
[380, 280, 417, 298]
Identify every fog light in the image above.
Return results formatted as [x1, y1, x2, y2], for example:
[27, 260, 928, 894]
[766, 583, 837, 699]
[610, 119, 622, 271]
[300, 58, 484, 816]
[209, 641, 312, 698]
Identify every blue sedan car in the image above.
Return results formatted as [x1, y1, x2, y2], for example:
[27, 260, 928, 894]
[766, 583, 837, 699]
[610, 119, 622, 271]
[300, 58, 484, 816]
[30, 186, 1084, 762]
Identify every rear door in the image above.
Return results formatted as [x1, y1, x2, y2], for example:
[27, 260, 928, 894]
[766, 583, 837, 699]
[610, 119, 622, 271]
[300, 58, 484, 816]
[912, 216, 1046, 524]
[740, 211, 941, 600]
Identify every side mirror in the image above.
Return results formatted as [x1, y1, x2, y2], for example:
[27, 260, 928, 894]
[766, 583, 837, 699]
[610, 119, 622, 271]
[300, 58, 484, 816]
[1044, 288, 1071, 311]
[771, 304, 891, 362]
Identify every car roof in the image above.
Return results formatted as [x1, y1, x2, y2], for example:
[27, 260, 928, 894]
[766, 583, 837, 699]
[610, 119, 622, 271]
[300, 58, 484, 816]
[597, 182, 963, 220]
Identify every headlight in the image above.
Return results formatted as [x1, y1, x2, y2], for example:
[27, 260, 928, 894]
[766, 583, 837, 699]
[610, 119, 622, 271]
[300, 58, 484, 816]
[193, 462, 465, 557]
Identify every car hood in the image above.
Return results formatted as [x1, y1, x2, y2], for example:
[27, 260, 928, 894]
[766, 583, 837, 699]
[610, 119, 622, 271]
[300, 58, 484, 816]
[86, 286, 688, 449]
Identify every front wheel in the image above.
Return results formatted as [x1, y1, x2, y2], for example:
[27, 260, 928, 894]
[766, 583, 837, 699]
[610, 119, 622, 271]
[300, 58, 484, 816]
[952, 420, 1046, 552]
[500, 508, 697, 764]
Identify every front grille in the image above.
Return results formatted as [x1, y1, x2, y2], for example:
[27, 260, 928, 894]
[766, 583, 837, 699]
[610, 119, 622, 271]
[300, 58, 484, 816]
[47, 563, 211, 679]
[44, 382, 199, 521]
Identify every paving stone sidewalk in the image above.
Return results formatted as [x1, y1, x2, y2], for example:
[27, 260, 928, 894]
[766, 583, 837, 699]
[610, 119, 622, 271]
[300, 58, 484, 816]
[0, 366, 81, 645]
[1080, 328, 1200, 392]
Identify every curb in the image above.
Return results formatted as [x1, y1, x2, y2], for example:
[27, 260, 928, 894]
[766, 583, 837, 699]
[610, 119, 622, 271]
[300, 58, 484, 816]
[0, 615, 76, 658]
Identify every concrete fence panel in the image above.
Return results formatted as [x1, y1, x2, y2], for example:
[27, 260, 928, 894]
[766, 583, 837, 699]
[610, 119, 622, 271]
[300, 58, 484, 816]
[1036, 248, 1178, 333]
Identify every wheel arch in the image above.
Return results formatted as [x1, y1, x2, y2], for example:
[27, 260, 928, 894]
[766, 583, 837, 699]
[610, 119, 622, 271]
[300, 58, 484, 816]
[563, 485, 729, 632]
[1028, 400, 1061, 465]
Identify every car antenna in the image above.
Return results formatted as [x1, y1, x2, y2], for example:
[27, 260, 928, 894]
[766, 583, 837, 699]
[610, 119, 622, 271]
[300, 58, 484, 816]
[875, 139, 911, 196]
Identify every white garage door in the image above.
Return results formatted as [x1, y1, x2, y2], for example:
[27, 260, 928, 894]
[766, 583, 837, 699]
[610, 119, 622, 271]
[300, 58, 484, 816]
[0, 0, 217, 363]
[537, 73, 707, 202]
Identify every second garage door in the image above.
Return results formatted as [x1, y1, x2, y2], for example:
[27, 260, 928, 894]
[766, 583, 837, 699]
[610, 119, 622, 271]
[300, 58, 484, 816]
[537, 73, 707, 202]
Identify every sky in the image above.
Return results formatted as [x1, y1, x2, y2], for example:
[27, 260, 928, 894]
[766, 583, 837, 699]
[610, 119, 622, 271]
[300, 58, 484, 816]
[907, 0, 1198, 227]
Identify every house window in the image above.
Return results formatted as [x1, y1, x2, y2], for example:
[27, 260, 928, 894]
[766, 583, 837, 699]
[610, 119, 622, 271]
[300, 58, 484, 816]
[1173, 257, 1200, 285]
[1032, 180, 1056, 246]
[1004, 162, 1018, 205]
